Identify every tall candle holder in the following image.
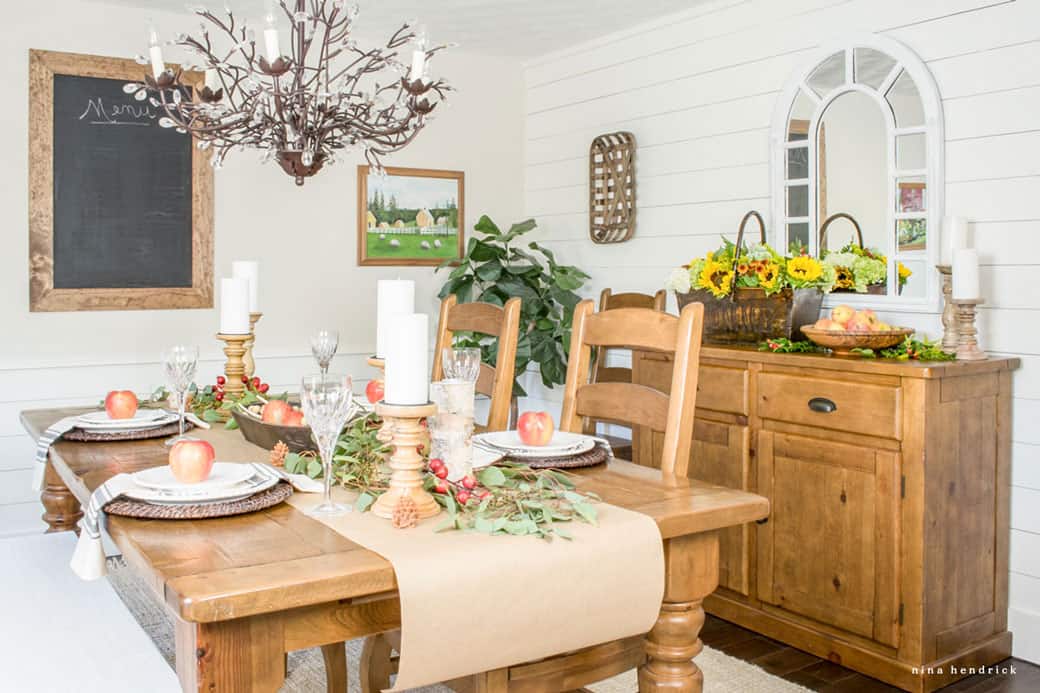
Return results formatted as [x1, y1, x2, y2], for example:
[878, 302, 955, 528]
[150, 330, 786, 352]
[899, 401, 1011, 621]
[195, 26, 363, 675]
[217, 333, 251, 396]
[952, 299, 987, 361]
[936, 265, 958, 353]
[242, 312, 264, 378]
[368, 357, 394, 444]
[371, 401, 440, 521]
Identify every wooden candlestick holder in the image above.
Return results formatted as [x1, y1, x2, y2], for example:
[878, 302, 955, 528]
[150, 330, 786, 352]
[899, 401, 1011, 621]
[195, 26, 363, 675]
[371, 401, 440, 521]
[217, 333, 251, 396]
[367, 357, 394, 444]
[936, 265, 958, 353]
[242, 312, 263, 378]
[952, 299, 987, 361]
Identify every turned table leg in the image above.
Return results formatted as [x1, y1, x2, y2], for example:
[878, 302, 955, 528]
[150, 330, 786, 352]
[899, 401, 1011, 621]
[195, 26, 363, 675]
[176, 614, 286, 692]
[638, 532, 719, 692]
[41, 461, 82, 533]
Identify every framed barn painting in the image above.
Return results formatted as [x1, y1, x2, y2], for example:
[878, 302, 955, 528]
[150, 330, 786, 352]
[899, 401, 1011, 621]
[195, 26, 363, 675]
[357, 166, 464, 266]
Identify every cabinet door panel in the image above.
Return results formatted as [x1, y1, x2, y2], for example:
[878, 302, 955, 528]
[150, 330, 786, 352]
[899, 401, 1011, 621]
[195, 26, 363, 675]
[690, 418, 750, 595]
[757, 431, 900, 647]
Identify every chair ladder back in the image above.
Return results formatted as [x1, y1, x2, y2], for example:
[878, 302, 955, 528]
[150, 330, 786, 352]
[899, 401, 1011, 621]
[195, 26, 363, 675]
[562, 299, 704, 477]
[432, 295, 521, 432]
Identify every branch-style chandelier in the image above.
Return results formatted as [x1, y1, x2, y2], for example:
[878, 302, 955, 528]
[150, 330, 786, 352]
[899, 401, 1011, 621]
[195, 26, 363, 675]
[131, 1, 451, 185]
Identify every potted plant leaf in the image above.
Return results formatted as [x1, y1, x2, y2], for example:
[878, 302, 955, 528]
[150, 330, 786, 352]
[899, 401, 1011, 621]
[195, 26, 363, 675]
[437, 215, 589, 403]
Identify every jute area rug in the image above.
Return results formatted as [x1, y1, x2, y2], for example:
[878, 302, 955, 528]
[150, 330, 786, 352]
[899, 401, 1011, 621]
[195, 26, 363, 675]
[107, 559, 809, 692]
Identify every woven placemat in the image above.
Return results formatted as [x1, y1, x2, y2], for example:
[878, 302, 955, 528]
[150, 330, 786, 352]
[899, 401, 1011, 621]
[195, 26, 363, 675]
[104, 481, 293, 520]
[63, 420, 194, 443]
[508, 444, 609, 470]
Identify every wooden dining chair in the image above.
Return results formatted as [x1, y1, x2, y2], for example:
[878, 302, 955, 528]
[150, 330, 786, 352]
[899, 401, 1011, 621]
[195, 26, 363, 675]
[586, 288, 667, 463]
[358, 299, 706, 693]
[431, 294, 522, 432]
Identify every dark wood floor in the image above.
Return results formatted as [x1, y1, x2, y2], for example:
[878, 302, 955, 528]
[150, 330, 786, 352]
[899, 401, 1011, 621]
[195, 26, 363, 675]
[700, 614, 1039, 692]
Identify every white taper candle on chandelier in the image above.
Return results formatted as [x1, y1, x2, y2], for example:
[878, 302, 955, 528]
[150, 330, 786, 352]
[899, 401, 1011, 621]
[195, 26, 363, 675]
[952, 248, 980, 300]
[263, 12, 281, 62]
[205, 68, 220, 91]
[942, 216, 968, 266]
[219, 277, 251, 334]
[148, 26, 164, 78]
[409, 49, 426, 82]
[384, 313, 430, 405]
[376, 279, 415, 358]
[231, 260, 260, 313]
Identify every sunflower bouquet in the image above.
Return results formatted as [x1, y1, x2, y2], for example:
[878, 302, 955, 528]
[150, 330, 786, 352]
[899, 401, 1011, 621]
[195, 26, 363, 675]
[665, 239, 836, 298]
[821, 242, 912, 293]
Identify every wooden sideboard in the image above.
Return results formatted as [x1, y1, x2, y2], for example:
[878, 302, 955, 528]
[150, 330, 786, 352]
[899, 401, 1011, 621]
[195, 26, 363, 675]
[632, 346, 1018, 693]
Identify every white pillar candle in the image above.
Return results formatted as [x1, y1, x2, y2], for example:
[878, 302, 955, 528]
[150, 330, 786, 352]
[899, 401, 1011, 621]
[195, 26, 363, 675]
[952, 248, 980, 300]
[384, 313, 429, 405]
[942, 216, 968, 267]
[219, 277, 251, 334]
[376, 279, 415, 357]
[231, 260, 260, 313]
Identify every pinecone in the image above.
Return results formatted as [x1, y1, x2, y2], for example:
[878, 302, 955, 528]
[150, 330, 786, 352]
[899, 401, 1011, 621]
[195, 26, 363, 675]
[269, 441, 290, 467]
[391, 495, 419, 529]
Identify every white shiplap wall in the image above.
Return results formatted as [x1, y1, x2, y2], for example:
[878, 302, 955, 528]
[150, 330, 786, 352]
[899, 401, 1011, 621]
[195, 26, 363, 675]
[519, 0, 1040, 663]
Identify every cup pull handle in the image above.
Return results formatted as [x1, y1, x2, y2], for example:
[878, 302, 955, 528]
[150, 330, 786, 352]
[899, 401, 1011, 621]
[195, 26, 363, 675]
[808, 397, 837, 414]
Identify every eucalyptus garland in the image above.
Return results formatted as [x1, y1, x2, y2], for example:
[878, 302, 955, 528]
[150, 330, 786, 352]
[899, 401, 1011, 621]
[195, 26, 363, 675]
[287, 413, 600, 540]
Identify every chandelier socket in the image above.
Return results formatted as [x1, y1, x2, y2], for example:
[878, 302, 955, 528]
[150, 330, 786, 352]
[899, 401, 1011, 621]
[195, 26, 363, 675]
[277, 150, 328, 186]
[258, 56, 293, 77]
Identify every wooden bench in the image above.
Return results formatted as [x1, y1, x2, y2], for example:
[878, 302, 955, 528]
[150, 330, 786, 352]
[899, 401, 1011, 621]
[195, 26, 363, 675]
[0, 532, 180, 692]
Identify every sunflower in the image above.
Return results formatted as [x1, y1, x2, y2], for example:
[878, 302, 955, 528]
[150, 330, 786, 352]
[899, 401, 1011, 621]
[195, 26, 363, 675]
[756, 261, 782, 294]
[897, 262, 912, 289]
[834, 266, 855, 290]
[786, 255, 824, 283]
[698, 260, 734, 298]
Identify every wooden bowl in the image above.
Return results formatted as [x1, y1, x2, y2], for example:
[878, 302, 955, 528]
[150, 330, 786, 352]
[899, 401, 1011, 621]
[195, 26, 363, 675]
[801, 326, 913, 357]
[231, 409, 315, 453]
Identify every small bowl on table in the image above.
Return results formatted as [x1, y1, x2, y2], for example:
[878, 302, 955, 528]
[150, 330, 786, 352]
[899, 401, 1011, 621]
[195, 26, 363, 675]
[801, 326, 913, 357]
[231, 408, 315, 453]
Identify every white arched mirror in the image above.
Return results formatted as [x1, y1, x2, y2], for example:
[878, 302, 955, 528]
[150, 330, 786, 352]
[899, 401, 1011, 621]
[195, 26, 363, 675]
[770, 35, 944, 310]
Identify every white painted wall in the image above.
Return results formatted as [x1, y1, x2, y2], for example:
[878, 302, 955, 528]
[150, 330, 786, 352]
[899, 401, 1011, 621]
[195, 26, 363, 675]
[1, 0, 524, 535]
[520, 0, 1040, 663]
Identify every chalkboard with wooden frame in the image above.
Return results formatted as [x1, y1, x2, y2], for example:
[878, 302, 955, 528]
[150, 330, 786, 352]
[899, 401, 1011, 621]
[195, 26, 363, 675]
[29, 49, 213, 312]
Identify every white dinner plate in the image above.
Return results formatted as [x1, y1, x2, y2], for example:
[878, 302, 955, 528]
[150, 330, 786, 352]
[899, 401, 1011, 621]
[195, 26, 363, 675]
[78, 417, 174, 434]
[474, 431, 595, 459]
[124, 475, 280, 505]
[76, 409, 167, 427]
[132, 462, 257, 493]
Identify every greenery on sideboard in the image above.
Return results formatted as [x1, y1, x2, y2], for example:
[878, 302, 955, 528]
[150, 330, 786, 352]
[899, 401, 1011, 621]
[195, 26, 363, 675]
[437, 215, 589, 396]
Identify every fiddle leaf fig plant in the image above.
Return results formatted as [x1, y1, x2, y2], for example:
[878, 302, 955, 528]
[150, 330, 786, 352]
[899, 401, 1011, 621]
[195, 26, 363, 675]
[437, 215, 589, 396]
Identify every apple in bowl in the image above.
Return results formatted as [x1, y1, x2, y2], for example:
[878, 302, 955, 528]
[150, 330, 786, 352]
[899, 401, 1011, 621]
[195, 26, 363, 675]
[168, 439, 216, 483]
[517, 411, 555, 447]
[105, 390, 139, 419]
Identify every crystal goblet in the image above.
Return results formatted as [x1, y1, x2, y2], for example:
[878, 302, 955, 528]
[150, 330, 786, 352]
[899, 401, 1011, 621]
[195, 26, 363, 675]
[442, 347, 481, 382]
[162, 345, 199, 447]
[311, 329, 340, 379]
[300, 373, 357, 516]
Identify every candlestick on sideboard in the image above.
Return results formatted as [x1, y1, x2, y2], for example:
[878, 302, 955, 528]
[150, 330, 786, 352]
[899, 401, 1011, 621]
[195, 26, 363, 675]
[953, 299, 987, 361]
[242, 312, 263, 378]
[936, 265, 958, 353]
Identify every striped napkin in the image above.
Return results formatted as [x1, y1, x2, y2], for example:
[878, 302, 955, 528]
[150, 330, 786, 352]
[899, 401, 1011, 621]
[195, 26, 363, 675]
[71, 463, 321, 581]
[31, 410, 210, 492]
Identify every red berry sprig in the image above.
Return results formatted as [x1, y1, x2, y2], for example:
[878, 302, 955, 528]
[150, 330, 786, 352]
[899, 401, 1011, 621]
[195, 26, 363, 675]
[427, 459, 487, 507]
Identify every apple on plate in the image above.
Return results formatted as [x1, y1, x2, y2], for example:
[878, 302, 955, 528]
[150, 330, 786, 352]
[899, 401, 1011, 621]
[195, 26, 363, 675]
[105, 390, 139, 419]
[517, 411, 554, 447]
[365, 379, 385, 404]
[168, 439, 215, 483]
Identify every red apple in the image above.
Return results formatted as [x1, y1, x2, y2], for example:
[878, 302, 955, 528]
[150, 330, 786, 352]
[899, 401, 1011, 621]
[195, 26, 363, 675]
[365, 379, 385, 404]
[168, 439, 216, 484]
[517, 411, 555, 447]
[829, 304, 855, 328]
[261, 400, 293, 425]
[105, 390, 138, 419]
[283, 410, 305, 427]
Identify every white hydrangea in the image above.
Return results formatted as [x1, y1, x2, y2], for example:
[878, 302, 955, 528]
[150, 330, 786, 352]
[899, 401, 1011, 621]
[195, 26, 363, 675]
[822, 252, 858, 268]
[746, 243, 774, 261]
[664, 267, 692, 293]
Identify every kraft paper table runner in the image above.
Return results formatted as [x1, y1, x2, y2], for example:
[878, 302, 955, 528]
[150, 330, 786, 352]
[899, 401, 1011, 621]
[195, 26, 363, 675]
[196, 428, 667, 691]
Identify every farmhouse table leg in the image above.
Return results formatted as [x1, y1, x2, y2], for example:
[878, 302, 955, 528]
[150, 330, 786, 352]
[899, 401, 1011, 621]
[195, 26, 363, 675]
[321, 643, 348, 692]
[175, 614, 286, 692]
[41, 460, 82, 533]
[638, 532, 719, 693]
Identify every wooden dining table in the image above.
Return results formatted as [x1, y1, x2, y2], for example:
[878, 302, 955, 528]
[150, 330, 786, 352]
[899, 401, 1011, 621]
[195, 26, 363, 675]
[23, 407, 769, 693]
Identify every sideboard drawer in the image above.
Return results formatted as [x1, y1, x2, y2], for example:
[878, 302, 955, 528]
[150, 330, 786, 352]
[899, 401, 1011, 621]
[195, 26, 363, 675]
[697, 364, 749, 415]
[757, 373, 901, 440]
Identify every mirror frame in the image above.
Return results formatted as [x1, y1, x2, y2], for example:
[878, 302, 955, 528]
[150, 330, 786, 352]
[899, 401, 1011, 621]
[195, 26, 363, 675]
[769, 34, 945, 312]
